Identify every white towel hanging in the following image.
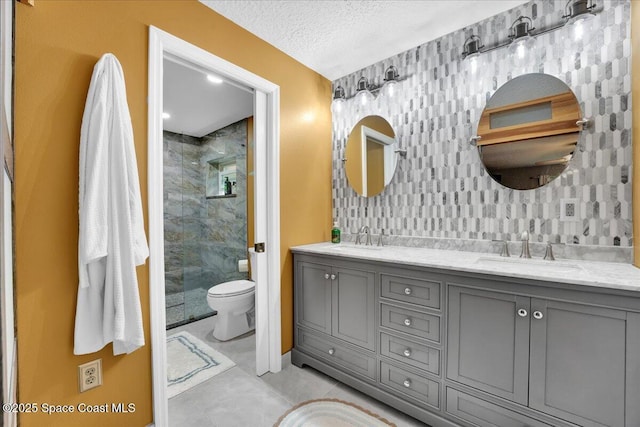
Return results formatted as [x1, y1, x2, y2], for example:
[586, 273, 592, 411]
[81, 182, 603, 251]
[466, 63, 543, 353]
[74, 53, 149, 355]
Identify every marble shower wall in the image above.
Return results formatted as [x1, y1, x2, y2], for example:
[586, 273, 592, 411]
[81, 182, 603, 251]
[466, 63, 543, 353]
[163, 119, 248, 297]
[201, 121, 249, 287]
[332, 0, 632, 254]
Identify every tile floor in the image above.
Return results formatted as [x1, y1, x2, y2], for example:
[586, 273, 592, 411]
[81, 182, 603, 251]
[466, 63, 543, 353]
[168, 317, 428, 427]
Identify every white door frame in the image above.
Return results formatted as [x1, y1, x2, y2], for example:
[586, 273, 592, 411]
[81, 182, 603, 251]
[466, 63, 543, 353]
[0, 1, 16, 427]
[148, 26, 281, 427]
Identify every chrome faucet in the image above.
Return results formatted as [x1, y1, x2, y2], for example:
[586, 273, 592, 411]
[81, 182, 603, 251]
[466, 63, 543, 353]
[520, 231, 531, 259]
[377, 229, 385, 247]
[543, 242, 555, 261]
[544, 242, 565, 261]
[355, 225, 372, 246]
[492, 239, 510, 257]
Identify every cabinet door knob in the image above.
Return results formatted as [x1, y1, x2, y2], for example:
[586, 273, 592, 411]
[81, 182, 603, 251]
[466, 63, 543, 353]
[403, 318, 412, 327]
[403, 379, 411, 388]
[403, 349, 411, 357]
[404, 287, 412, 295]
[330, 274, 336, 280]
[328, 348, 335, 355]
[533, 311, 544, 320]
[517, 308, 528, 317]
[324, 273, 330, 279]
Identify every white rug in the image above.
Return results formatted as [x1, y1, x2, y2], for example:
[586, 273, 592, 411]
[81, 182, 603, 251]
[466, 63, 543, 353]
[166, 331, 235, 399]
[275, 399, 396, 427]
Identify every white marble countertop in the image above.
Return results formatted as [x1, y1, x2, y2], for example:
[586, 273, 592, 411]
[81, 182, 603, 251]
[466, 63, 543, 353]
[291, 242, 640, 293]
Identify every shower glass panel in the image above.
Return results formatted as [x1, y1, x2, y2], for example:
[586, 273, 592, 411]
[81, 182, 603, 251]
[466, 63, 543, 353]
[163, 119, 249, 328]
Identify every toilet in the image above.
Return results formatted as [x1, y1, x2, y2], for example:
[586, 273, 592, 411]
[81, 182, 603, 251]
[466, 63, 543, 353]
[206, 250, 257, 341]
[207, 279, 255, 341]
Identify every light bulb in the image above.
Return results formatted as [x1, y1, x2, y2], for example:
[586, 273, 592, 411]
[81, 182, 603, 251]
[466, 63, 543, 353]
[331, 98, 346, 115]
[381, 80, 398, 99]
[508, 35, 537, 70]
[331, 85, 346, 116]
[466, 53, 481, 75]
[355, 89, 374, 107]
[206, 74, 223, 84]
[563, 13, 596, 49]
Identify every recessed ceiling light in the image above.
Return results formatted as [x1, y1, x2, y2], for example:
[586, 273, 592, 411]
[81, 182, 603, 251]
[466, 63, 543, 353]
[162, 112, 171, 119]
[206, 74, 224, 84]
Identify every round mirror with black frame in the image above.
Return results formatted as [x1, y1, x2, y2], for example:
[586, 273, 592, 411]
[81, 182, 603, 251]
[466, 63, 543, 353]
[476, 73, 583, 190]
[344, 115, 398, 197]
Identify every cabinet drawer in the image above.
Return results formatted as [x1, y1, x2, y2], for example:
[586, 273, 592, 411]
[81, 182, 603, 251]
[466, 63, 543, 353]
[445, 387, 553, 427]
[381, 273, 441, 309]
[381, 303, 440, 342]
[380, 361, 440, 409]
[296, 328, 376, 380]
[380, 332, 440, 375]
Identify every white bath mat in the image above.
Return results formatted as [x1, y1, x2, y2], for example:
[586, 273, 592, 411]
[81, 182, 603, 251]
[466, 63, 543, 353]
[275, 399, 396, 427]
[166, 331, 235, 398]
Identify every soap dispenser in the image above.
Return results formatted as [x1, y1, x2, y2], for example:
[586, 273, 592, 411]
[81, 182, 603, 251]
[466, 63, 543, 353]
[331, 221, 341, 244]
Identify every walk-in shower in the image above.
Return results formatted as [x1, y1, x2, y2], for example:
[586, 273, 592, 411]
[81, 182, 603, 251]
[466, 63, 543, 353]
[163, 119, 249, 328]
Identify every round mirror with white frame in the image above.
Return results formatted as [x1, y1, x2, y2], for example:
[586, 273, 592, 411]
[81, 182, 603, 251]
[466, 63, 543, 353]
[344, 115, 398, 197]
[476, 73, 583, 190]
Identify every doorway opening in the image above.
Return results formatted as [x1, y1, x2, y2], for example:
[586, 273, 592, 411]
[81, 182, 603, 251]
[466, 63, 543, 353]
[148, 26, 281, 426]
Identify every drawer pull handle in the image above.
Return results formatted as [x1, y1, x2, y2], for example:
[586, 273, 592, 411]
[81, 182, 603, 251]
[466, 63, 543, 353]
[330, 274, 336, 280]
[403, 349, 411, 357]
[403, 318, 412, 327]
[533, 311, 544, 320]
[324, 273, 330, 280]
[328, 348, 335, 355]
[517, 308, 528, 317]
[404, 287, 412, 295]
[403, 379, 411, 388]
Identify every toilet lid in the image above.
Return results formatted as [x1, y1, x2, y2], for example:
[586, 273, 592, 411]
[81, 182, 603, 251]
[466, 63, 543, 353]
[208, 280, 254, 298]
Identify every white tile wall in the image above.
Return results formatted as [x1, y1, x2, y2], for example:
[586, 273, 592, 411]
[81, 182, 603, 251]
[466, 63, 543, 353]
[332, 0, 632, 253]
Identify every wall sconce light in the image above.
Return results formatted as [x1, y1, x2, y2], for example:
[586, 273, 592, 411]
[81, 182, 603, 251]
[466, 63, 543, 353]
[507, 16, 537, 68]
[354, 77, 375, 108]
[331, 85, 346, 115]
[460, 3, 598, 68]
[562, 0, 597, 47]
[331, 66, 405, 116]
[462, 35, 484, 75]
[380, 66, 400, 99]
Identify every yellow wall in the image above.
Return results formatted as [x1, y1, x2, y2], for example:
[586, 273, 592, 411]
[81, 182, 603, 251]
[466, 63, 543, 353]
[633, 1, 640, 267]
[14, 1, 332, 426]
[366, 140, 384, 193]
[344, 115, 394, 196]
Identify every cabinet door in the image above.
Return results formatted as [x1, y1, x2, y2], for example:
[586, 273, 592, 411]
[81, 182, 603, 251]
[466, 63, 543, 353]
[332, 266, 376, 351]
[447, 285, 530, 404]
[296, 261, 332, 334]
[529, 299, 634, 427]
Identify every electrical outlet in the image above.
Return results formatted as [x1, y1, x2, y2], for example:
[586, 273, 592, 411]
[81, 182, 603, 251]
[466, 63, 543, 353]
[560, 198, 579, 222]
[78, 359, 102, 393]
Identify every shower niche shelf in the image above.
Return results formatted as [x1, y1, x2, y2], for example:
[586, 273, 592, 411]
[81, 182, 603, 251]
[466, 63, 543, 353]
[206, 194, 237, 200]
[206, 155, 237, 198]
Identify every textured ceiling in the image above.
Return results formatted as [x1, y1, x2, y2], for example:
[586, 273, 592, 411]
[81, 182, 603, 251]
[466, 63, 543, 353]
[166, 0, 529, 136]
[200, 0, 528, 80]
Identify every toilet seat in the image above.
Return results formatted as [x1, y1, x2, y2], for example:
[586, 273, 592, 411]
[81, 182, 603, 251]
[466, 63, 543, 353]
[208, 280, 254, 298]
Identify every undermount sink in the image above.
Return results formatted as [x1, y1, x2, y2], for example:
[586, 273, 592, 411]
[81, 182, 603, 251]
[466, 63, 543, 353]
[475, 256, 584, 274]
[321, 243, 383, 251]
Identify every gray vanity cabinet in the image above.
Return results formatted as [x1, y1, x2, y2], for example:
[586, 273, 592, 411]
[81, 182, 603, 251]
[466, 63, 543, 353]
[295, 258, 376, 352]
[528, 299, 640, 427]
[292, 248, 640, 427]
[447, 284, 640, 427]
[446, 286, 531, 404]
[296, 261, 332, 334]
